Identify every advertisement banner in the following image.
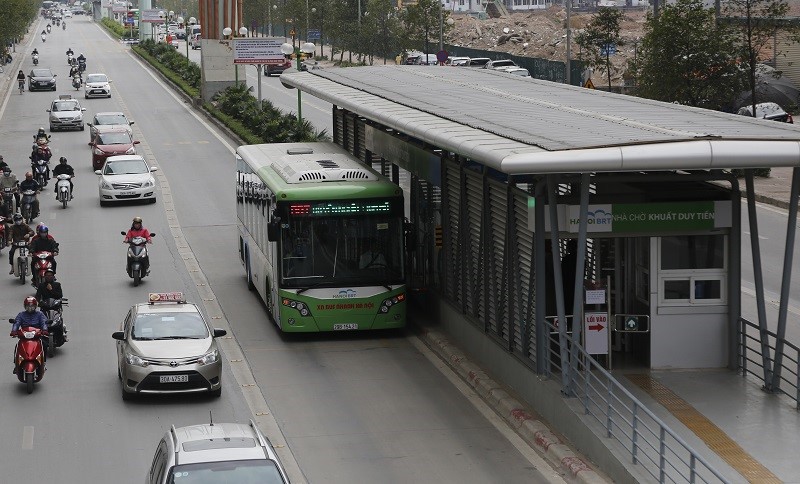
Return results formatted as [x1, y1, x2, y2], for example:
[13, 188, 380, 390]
[140, 9, 164, 23]
[232, 38, 286, 65]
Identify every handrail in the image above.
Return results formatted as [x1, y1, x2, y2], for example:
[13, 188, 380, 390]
[544, 320, 730, 483]
[738, 317, 800, 408]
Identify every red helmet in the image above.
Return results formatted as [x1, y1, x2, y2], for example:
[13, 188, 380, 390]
[24, 296, 37, 312]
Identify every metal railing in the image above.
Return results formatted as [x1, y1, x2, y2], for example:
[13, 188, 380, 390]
[738, 317, 800, 408]
[544, 320, 730, 483]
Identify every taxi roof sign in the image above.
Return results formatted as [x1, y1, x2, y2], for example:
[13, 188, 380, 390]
[148, 292, 185, 303]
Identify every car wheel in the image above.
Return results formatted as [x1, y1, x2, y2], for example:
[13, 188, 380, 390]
[108, 94, 112, 98]
[148, 197, 157, 204]
[80, 124, 84, 131]
[49, 125, 54, 132]
[209, 387, 222, 398]
[52, 86, 56, 91]
[84, 94, 88, 99]
[99, 200, 107, 207]
[121, 386, 134, 401]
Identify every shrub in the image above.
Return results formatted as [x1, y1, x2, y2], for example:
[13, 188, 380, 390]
[101, 18, 138, 39]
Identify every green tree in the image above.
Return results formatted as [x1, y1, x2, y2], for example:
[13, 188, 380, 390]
[575, 7, 624, 90]
[404, 0, 451, 56]
[0, 0, 38, 52]
[723, 0, 800, 116]
[361, 0, 402, 64]
[632, 0, 745, 110]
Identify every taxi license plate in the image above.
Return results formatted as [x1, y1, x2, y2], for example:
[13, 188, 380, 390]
[160, 375, 188, 383]
[119, 191, 135, 196]
[333, 323, 358, 330]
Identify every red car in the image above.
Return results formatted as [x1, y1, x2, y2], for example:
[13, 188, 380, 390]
[89, 126, 139, 170]
[265, 59, 292, 76]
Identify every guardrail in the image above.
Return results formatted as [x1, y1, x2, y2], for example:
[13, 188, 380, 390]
[544, 320, 730, 483]
[738, 317, 800, 408]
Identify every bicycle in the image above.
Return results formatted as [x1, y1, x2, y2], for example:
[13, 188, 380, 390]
[18, 79, 24, 94]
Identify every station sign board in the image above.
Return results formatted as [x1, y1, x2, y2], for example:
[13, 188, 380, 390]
[233, 37, 285, 65]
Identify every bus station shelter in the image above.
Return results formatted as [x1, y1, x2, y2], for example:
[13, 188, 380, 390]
[281, 66, 800, 482]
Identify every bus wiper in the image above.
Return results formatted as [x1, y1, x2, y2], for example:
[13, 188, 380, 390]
[297, 283, 324, 295]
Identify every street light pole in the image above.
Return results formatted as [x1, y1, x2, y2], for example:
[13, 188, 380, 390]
[185, 16, 196, 65]
[281, 42, 315, 126]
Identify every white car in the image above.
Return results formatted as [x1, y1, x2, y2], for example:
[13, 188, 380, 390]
[95, 155, 158, 205]
[84, 73, 112, 99]
[63, 11, 72, 17]
[88, 111, 134, 141]
[499, 67, 531, 77]
[47, 95, 86, 131]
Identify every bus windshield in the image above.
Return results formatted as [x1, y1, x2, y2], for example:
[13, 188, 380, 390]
[280, 209, 404, 289]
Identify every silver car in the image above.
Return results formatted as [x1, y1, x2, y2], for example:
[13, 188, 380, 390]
[146, 421, 290, 484]
[47, 95, 86, 131]
[112, 292, 226, 400]
[88, 111, 134, 141]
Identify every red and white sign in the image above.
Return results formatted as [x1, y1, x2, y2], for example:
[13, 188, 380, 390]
[584, 312, 609, 355]
[149, 292, 185, 303]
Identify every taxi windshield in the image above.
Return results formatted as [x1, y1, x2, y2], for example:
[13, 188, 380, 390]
[53, 101, 79, 111]
[132, 312, 208, 340]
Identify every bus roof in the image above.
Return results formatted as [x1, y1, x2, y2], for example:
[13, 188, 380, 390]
[237, 142, 401, 201]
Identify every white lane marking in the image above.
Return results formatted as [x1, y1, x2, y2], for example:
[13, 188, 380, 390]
[22, 426, 34, 449]
[743, 232, 769, 240]
[741, 285, 800, 317]
[409, 337, 568, 483]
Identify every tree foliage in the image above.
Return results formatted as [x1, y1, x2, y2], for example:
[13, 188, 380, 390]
[575, 8, 624, 90]
[632, 0, 745, 111]
[0, 0, 39, 51]
[723, 0, 800, 115]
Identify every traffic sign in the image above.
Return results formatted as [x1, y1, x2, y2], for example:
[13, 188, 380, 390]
[308, 29, 320, 40]
[436, 50, 448, 63]
[584, 78, 595, 89]
[584, 312, 609, 355]
[600, 43, 616, 56]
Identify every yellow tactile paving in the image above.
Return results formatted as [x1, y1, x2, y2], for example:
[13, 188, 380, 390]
[627, 374, 781, 484]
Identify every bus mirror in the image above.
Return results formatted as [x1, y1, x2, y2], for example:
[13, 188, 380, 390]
[267, 218, 281, 241]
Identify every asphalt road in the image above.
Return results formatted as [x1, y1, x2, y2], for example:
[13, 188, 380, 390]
[0, 17, 565, 484]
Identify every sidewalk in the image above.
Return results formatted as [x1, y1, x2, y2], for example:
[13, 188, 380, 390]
[744, 166, 797, 209]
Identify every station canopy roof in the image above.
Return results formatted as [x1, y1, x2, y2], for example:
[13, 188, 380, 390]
[281, 66, 800, 174]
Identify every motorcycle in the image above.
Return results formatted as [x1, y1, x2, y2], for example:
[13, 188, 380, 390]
[46, 24, 51, 34]
[0, 216, 5, 255]
[32, 53, 39, 66]
[8, 322, 46, 394]
[20, 189, 38, 224]
[41, 34, 46, 43]
[62, 22, 66, 31]
[31, 159, 49, 187]
[77, 59, 86, 74]
[31, 250, 55, 288]
[12, 240, 30, 284]
[67, 53, 73, 65]
[72, 74, 81, 90]
[122, 232, 156, 286]
[1, 187, 16, 218]
[56, 174, 71, 208]
[40, 298, 68, 356]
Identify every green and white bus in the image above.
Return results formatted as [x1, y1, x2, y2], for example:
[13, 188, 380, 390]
[236, 142, 407, 332]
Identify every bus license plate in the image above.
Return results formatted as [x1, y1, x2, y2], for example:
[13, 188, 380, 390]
[333, 323, 358, 330]
[160, 375, 188, 383]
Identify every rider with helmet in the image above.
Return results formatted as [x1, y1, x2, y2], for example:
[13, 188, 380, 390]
[52, 157, 75, 199]
[124, 216, 152, 275]
[11, 296, 49, 370]
[29, 224, 59, 274]
[0, 166, 19, 215]
[77, 53, 86, 72]
[36, 269, 63, 301]
[33, 127, 50, 144]
[66, 48, 73, 56]
[19, 172, 41, 220]
[8, 214, 34, 274]
[17, 70, 25, 90]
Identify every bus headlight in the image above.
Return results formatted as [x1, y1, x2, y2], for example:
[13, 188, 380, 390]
[282, 298, 312, 317]
[379, 293, 405, 314]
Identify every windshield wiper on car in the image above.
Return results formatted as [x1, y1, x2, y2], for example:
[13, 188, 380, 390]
[297, 282, 325, 295]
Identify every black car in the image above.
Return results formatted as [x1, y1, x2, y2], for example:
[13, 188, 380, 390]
[28, 68, 57, 91]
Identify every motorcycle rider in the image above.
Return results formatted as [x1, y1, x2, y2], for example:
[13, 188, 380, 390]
[0, 166, 20, 215]
[8, 214, 33, 274]
[66, 48, 73, 57]
[33, 127, 50, 145]
[29, 224, 58, 274]
[11, 296, 49, 371]
[30, 143, 52, 184]
[68, 63, 80, 80]
[77, 53, 86, 72]
[0, 155, 8, 171]
[19, 172, 41, 220]
[17, 70, 25, 90]
[123, 216, 152, 275]
[36, 269, 66, 342]
[52, 157, 74, 199]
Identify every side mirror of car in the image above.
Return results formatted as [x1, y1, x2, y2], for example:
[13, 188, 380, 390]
[87, 123, 93, 127]
[134, 140, 140, 145]
[81, 108, 86, 111]
[88, 142, 94, 146]
[120, 231, 126, 236]
[149, 166, 158, 172]
[213, 328, 227, 338]
[267, 217, 281, 242]
[8, 318, 14, 324]
[129, 121, 135, 125]
[150, 233, 156, 237]
[111, 331, 124, 340]
[46, 109, 51, 113]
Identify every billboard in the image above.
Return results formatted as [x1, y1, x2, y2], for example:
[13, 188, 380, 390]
[140, 9, 164, 23]
[232, 38, 286, 65]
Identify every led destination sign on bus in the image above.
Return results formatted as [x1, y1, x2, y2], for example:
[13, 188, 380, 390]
[289, 200, 392, 217]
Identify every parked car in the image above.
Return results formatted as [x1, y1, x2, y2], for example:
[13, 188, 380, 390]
[190, 33, 201, 49]
[47, 95, 85, 131]
[89, 126, 139, 170]
[404, 51, 424, 65]
[485, 59, 518, 70]
[415, 54, 440, 66]
[266, 59, 292, 76]
[467, 57, 491, 67]
[736, 102, 794, 123]
[28, 68, 57, 91]
[146, 420, 289, 484]
[499, 67, 531, 77]
[446, 56, 471, 66]
[84, 72, 112, 99]
[95, 155, 157, 205]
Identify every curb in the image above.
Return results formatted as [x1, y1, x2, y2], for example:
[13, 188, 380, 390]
[417, 326, 609, 484]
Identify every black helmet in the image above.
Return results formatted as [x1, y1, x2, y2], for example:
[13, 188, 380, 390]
[13, 214, 23, 225]
[59, 156, 67, 164]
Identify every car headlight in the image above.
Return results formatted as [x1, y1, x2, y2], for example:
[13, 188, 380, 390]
[125, 353, 149, 367]
[100, 180, 111, 189]
[94, 148, 104, 155]
[197, 350, 218, 365]
[125, 147, 135, 154]
[143, 179, 154, 188]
